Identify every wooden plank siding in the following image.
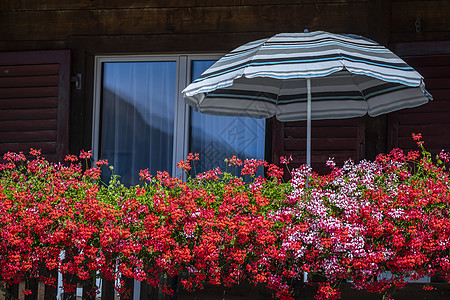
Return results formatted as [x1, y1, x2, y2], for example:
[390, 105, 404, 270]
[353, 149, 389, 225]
[391, 0, 450, 42]
[387, 53, 450, 156]
[0, 0, 366, 10]
[272, 117, 365, 175]
[0, 50, 70, 162]
[0, 4, 368, 41]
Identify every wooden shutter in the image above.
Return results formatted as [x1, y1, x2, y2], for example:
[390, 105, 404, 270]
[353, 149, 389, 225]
[0, 50, 70, 162]
[272, 117, 365, 174]
[387, 55, 450, 155]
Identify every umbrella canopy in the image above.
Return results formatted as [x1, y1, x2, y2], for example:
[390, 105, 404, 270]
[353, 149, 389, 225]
[182, 31, 431, 164]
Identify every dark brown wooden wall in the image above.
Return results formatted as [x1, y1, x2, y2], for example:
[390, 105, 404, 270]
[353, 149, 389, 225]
[273, 118, 365, 174]
[0, 0, 449, 161]
[391, 0, 450, 42]
[387, 43, 450, 157]
[2, 0, 449, 51]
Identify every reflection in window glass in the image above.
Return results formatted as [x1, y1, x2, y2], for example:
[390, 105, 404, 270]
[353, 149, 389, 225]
[101, 62, 176, 185]
[189, 60, 266, 174]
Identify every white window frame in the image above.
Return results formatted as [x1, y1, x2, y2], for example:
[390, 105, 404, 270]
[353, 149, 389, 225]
[92, 54, 222, 179]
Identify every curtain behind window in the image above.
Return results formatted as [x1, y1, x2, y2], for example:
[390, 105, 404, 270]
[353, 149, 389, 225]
[101, 61, 176, 185]
[189, 60, 266, 174]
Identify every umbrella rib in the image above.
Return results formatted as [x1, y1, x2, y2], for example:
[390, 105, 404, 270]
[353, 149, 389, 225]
[348, 73, 368, 109]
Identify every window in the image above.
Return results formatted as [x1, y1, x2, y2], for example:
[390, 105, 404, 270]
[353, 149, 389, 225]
[93, 55, 265, 185]
[189, 60, 266, 174]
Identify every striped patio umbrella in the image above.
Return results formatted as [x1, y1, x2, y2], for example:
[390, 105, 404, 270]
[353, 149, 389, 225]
[182, 31, 431, 165]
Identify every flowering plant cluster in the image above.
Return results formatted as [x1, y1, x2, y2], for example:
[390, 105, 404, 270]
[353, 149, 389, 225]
[0, 134, 449, 300]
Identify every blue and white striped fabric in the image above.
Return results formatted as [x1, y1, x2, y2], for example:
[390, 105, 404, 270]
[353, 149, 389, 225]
[183, 31, 431, 121]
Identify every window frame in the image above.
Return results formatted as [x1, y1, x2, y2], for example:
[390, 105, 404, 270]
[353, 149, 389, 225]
[92, 54, 223, 178]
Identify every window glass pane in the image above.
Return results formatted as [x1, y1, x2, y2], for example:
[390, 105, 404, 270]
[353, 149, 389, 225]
[101, 61, 176, 185]
[189, 60, 266, 174]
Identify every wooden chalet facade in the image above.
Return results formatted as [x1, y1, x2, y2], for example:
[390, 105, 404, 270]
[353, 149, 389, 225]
[1, 1, 450, 299]
[1, 0, 450, 170]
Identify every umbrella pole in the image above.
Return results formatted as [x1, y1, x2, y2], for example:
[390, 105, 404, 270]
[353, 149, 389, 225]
[303, 78, 312, 284]
[306, 78, 311, 166]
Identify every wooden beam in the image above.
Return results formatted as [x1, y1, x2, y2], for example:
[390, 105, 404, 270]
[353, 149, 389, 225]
[0, 65, 59, 77]
[1, 0, 366, 11]
[271, 118, 284, 165]
[0, 4, 368, 41]
[0, 142, 57, 154]
[0, 98, 58, 109]
[0, 108, 58, 120]
[0, 75, 59, 88]
[284, 137, 358, 151]
[357, 117, 366, 161]
[391, 41, 450, 57]
[367, 0, 392, 45]
[0, 40, 67, 52]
